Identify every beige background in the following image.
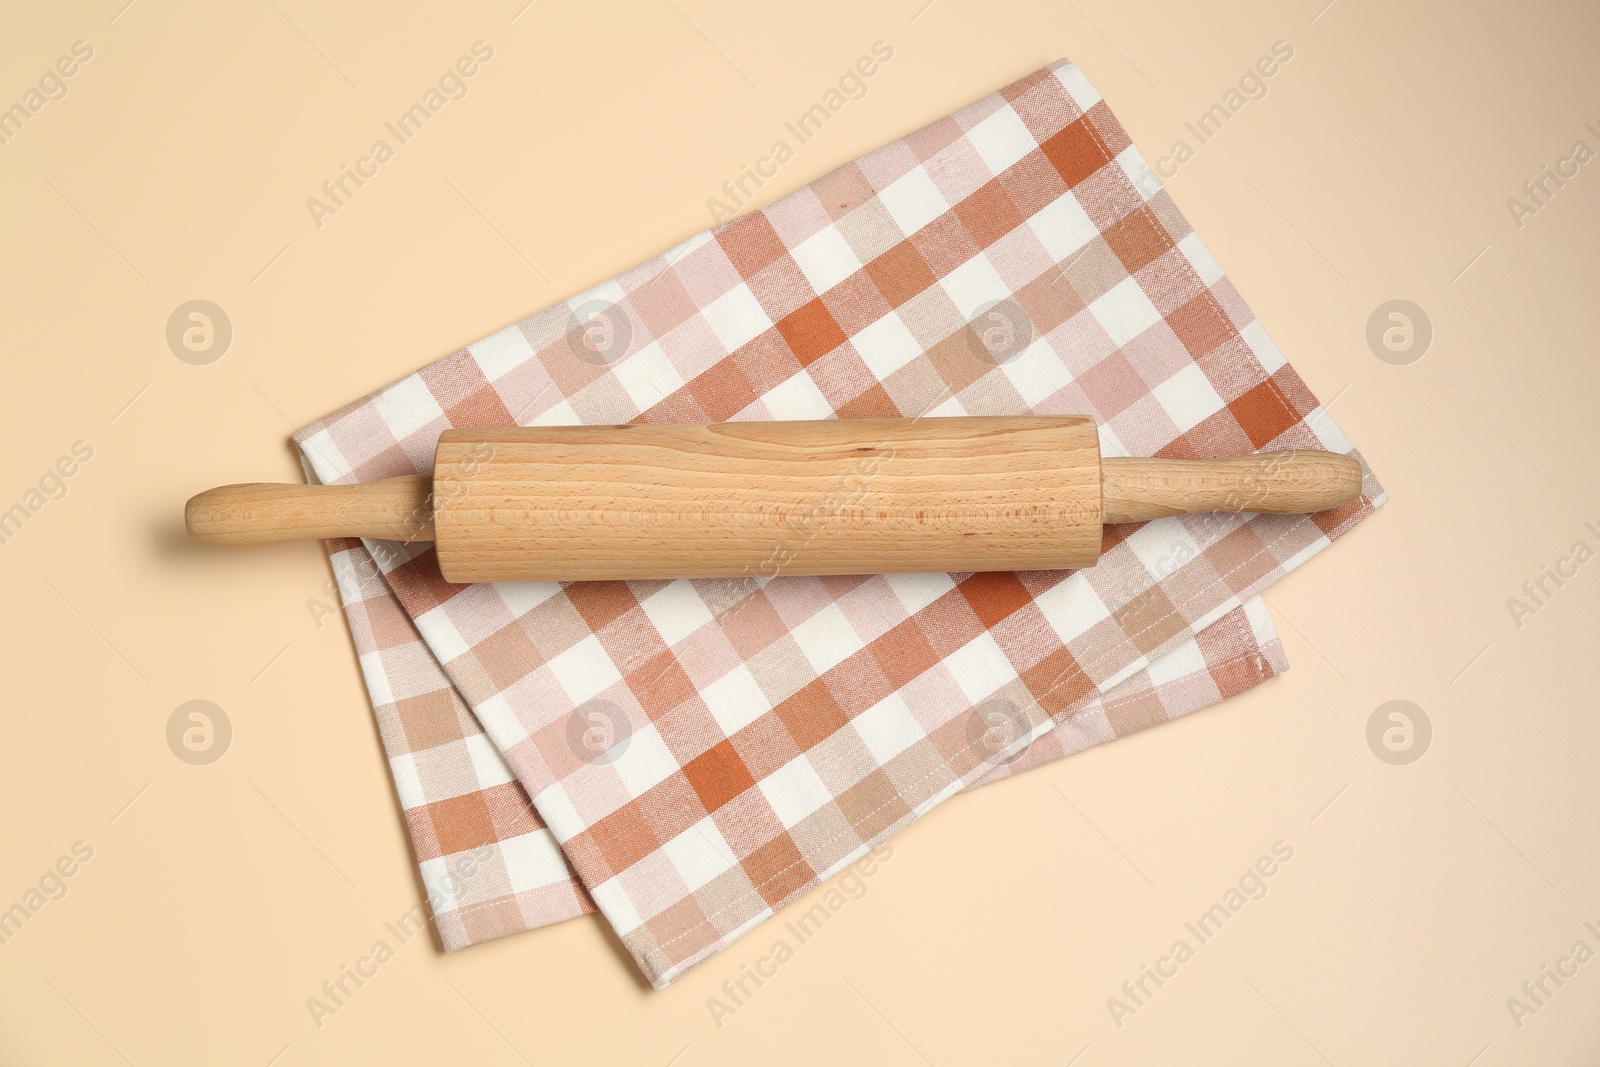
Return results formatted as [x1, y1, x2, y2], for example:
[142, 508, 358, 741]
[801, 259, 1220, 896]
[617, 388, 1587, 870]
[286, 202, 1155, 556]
[1, 0, 1596, 1063]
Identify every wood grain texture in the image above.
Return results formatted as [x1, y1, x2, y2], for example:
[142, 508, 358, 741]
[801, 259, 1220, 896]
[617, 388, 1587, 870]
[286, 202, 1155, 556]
[1100, 452, 1363, 523]
[185, 474, 434, 545]
[432, 417, 1105, 583]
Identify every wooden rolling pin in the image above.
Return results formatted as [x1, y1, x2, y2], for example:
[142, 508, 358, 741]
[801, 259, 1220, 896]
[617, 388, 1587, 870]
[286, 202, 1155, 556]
[186, 416, 1362, 583]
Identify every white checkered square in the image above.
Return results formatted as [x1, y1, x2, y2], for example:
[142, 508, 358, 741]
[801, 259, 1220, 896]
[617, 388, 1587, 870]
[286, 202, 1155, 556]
[762, 370, 833, 419]
[877, 166, 949, 237]
[884, 572, 955, 616]
[853, 312, 923, 379]
[1116, 145, 1161, 203]
[925, 393, 968, 417]
[612, 340, 685, 410]
[703, 283, 772, 352]
[1122, 519, 1201, 584]
[389, 751, 427, 809]
[966, 104, 1036, 176]
[790, 225, 862, 295]
[299, 428, 351, 481]
[591, 876, 643, 933]
[416, 604, 472, 663]
[1151, 363, 1225, 433]
[358, 650, 395, 707]
[472, 691, 532, 754]
[610, 724, 678, 797]
[662, 818, 738, 892]
[532, 781, 582, 837]
[529, 397, 580, 426]
[502, 829, 574, 891]
[939, 255, 1011, 319]
[1004, 336, 1073, 406]
[1035, 575, 1111, 642]
[1055, 62, 1102, 111]
[465, 733, 516, 790]
[1028, 193, 1098, 263]
[470, 323, 539, 381]
[1147, 637, 1208, 687]
[640, 580, 716, 647]
[1241, 320, 1287, 374]
[546, 635, 622, 706]
[1178, 232, 1223, 286]
[420, 855, 464, 912]
[701, 664, 772, 736]
[372, 375, 445, 440]
[792, 604, 864, 675]
[943, 632, 1016, 703]
[495, 581, 564, 620]
[853, 692, 925, 764]
[1090, 276, 1163, 347]
[758, 754, 832, 827]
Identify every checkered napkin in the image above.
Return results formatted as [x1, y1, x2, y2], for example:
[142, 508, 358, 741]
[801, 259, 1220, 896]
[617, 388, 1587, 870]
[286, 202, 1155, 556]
[294, 60, 1382, 988]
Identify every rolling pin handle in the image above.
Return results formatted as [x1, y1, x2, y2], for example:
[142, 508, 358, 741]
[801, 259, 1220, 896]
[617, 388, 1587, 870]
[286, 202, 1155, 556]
[1100, 451, 1363, 524]
[184, 474, 436, 546]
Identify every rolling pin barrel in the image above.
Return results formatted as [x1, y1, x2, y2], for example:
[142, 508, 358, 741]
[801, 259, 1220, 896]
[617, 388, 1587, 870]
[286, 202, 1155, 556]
[431, 418, 1106, 582]
[183, 417, 1364, 583]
